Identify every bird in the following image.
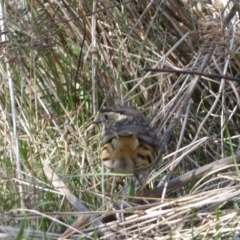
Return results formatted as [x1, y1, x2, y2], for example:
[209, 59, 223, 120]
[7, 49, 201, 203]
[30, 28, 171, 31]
[93, 105, 160, 179]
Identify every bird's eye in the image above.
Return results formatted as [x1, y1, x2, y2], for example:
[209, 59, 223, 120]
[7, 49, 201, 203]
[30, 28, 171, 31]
[104, 114, 108, 120]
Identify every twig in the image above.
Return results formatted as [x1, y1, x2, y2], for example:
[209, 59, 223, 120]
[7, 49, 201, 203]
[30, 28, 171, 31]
[144, 155, 240, 199]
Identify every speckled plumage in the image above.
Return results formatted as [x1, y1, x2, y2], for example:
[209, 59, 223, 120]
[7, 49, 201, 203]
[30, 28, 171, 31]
[94, 105, 160, 176]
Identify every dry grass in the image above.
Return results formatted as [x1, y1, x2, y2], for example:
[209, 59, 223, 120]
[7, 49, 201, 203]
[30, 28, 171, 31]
[1, 0, 240, 239]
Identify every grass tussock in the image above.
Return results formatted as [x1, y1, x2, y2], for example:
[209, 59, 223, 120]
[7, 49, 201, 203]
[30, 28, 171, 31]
[1, 0, 240, 239]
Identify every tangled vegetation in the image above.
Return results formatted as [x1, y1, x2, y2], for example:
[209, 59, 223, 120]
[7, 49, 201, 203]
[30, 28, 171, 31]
[1, 0, 240, 239]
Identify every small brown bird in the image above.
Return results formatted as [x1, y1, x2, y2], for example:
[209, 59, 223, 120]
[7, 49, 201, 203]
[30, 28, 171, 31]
[94, 105, 159, 178]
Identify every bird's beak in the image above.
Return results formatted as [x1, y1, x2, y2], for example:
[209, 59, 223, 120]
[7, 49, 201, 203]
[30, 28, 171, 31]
[92, 118, 103, 124]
